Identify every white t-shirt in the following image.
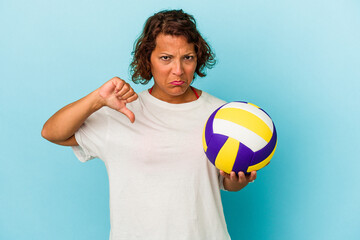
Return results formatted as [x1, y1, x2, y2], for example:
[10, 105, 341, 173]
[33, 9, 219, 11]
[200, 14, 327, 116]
[72, 90, 231, 240]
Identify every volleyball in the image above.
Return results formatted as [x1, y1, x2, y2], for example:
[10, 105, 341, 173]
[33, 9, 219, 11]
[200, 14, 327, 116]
[202, 101, 277, 174]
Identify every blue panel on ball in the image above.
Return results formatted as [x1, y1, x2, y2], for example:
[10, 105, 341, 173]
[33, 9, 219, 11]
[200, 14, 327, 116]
[252, 123, 277, 165]
[232, 143, 254, 173]
[205, 104, 225, 145]
[205, 134, 229, 165]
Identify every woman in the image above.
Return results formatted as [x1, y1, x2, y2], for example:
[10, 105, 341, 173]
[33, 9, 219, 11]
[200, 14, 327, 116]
[42, 9, 256, 240]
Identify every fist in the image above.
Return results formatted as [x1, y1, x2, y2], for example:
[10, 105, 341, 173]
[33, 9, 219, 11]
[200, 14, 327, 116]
[98, 77, 138, 122]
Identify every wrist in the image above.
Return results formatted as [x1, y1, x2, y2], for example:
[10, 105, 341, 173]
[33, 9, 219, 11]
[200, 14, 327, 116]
[90, 89, 106, 111]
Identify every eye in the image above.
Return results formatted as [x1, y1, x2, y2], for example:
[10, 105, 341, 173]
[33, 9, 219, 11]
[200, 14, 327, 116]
[184, 55, 195, 61]
[160, 56, 171, 61]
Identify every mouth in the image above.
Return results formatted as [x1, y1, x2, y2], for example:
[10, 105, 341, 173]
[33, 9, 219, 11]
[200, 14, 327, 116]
[170, 81, 185, 86]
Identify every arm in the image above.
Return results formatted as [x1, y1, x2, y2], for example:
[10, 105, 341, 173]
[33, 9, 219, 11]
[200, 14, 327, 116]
[41, 90, 103, 146]
[41, 77, 137, 146]
[220, 170, 257, 192]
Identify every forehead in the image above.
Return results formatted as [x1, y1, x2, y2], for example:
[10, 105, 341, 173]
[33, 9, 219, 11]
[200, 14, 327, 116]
[153, 33, 195, 53]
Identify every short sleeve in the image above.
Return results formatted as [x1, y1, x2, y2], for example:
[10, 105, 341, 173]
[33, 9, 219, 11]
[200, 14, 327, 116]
[71, 107, 108, 163]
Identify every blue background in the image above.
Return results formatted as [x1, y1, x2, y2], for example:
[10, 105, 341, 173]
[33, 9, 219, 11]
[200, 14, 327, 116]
[1, 0, 359, 239]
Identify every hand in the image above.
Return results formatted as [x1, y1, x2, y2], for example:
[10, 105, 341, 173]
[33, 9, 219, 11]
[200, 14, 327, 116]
[98, 77, 138, 123]
[220, 170, 257, 192]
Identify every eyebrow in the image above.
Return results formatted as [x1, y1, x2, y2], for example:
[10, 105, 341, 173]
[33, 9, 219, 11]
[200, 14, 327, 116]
[159, 52, 196, 55]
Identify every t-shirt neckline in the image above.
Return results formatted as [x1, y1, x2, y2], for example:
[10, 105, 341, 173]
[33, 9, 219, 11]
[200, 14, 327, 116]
[141, 89, 206, 111]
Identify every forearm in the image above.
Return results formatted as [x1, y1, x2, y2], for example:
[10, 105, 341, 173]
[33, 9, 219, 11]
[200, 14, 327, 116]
[41, 89, 104, 143]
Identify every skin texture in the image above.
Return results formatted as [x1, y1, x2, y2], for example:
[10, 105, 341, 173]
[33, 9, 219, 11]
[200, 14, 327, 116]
[149, 34, 200, 103]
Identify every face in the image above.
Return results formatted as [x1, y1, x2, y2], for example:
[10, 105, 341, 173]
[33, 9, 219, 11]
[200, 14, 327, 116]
[150, 33, 197, 103]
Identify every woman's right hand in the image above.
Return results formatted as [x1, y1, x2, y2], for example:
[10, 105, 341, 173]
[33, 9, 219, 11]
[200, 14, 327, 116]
[42, 77, 138, 146]
[98, 77, 138, 123]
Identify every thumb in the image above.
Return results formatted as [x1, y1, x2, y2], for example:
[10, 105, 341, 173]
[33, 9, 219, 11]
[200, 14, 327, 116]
[119, 106, 135, 123]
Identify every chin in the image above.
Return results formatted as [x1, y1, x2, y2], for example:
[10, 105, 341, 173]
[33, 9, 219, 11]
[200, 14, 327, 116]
[170, 86, 189, 95]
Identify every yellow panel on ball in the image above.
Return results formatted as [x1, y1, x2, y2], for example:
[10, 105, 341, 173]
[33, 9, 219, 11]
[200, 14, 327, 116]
[214, 137, 239, 174]
[215, 108, 272, 143]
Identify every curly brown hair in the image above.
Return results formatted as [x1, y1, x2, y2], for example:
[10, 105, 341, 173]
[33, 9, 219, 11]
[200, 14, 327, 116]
[130, 9, 216, 85]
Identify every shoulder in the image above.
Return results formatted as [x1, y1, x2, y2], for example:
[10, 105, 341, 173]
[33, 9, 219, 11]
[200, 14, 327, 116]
[200, 91, 227, 108]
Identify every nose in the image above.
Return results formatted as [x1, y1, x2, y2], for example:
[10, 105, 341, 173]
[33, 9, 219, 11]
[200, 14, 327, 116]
[172, 59, 184, 76]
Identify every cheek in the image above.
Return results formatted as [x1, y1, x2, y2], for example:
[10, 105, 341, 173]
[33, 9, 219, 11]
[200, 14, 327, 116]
[151, 64, 169, 81]
[186, 63, 197, 75]
[154, 64, 171, 75]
